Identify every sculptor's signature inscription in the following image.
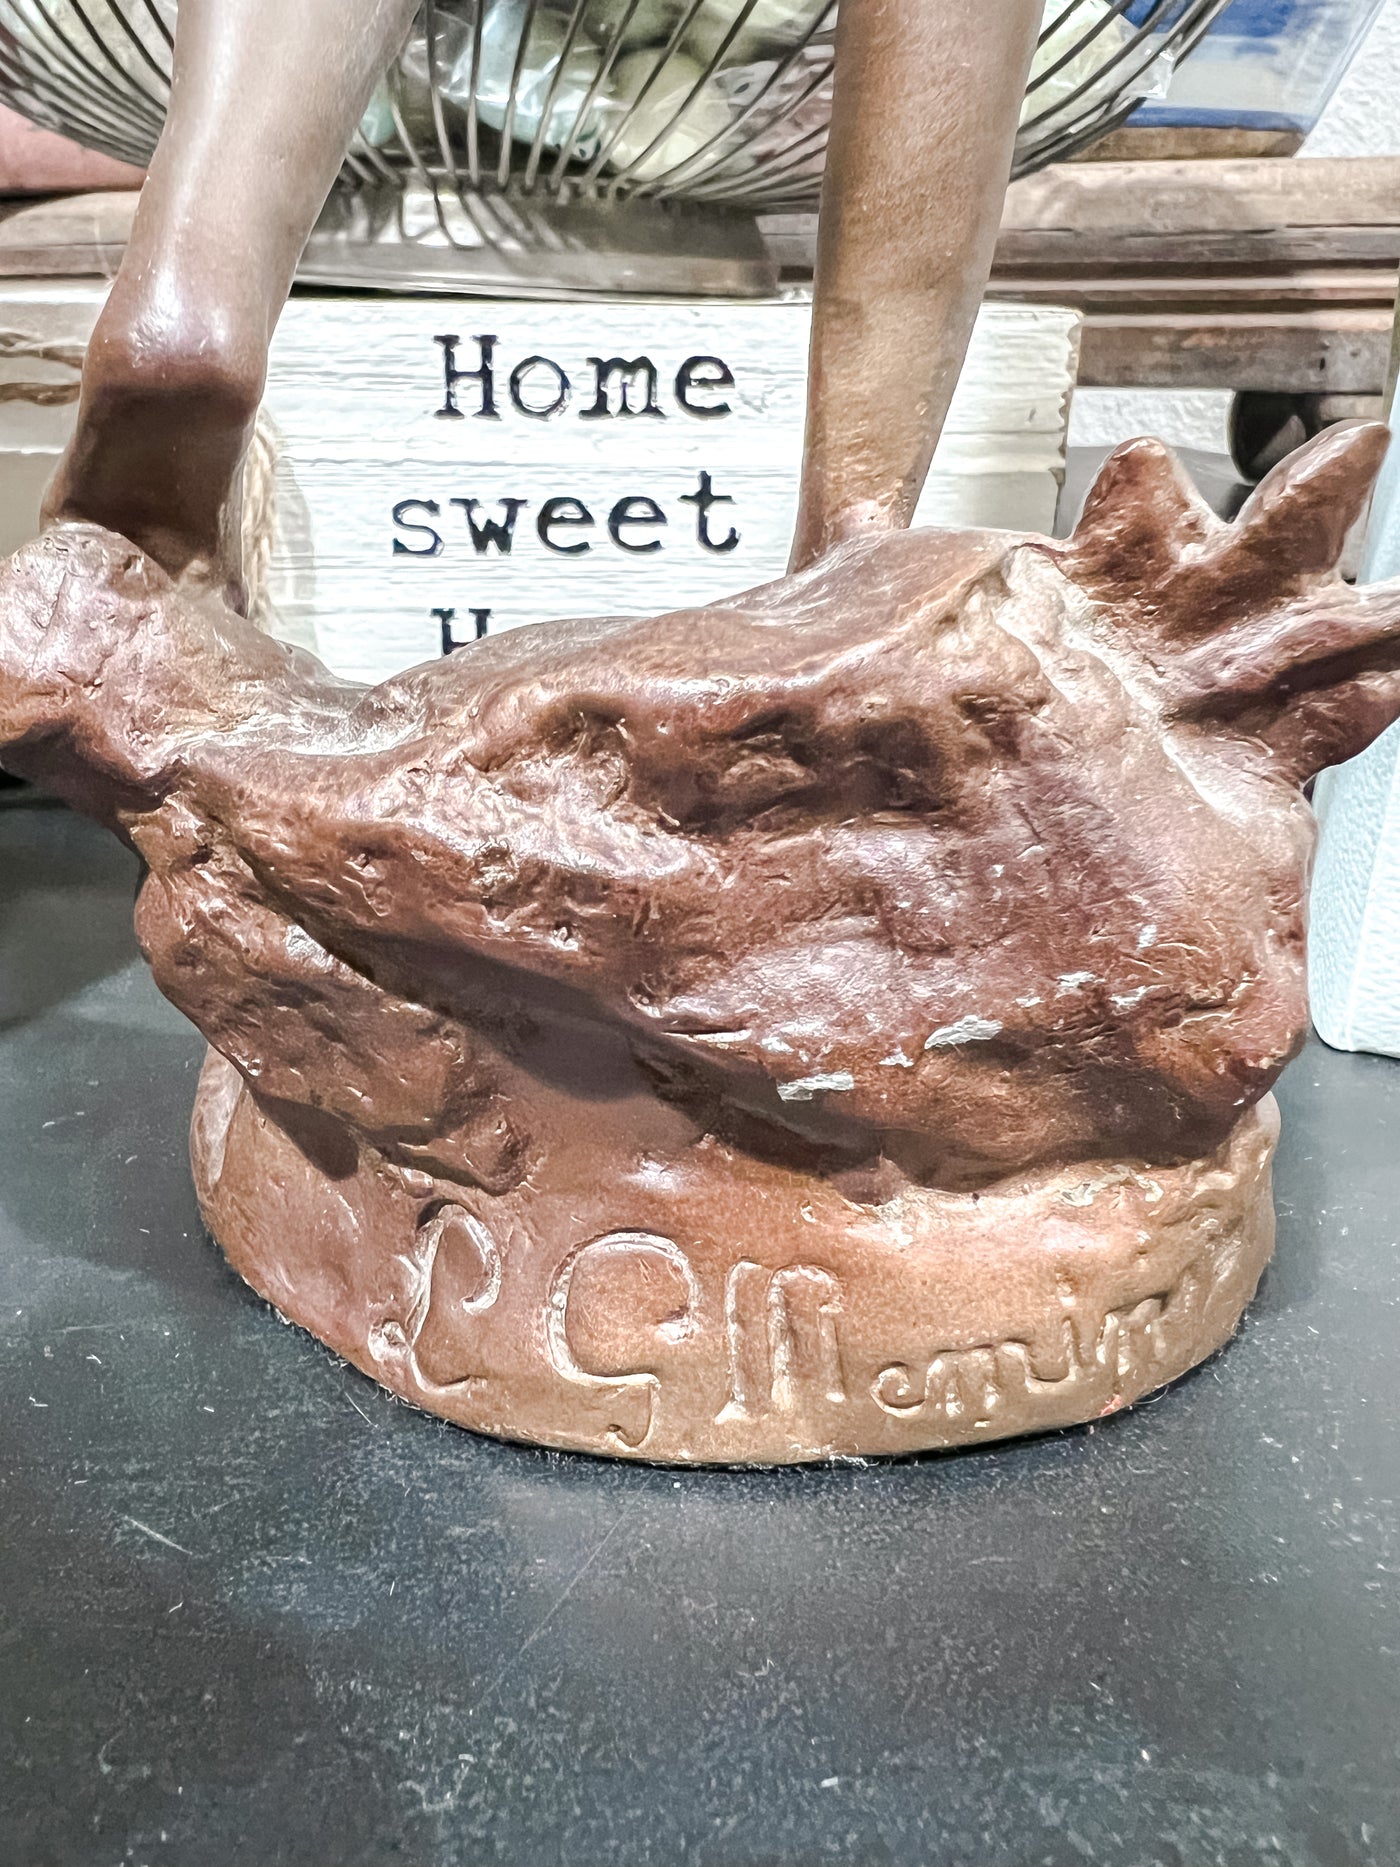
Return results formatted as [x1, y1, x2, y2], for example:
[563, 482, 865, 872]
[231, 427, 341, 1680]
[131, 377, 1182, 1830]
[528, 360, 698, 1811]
[390, 1207, 1213, 1451]
[396, 1209, 849, 1450]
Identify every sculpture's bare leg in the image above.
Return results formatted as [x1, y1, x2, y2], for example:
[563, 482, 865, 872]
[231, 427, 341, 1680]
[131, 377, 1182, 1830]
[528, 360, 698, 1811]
[789, 0, 1040, 571]
[43, 0, 418, 606]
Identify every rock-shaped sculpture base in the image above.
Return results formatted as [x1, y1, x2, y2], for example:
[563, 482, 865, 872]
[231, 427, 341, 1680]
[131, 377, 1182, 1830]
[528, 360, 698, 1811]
[194, 1052, 1276, 1464]
[7, 426, 1396, 1467]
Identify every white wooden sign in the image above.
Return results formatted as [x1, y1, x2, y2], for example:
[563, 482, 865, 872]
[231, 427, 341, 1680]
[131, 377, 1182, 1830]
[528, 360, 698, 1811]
[0, 283, 1079, 684]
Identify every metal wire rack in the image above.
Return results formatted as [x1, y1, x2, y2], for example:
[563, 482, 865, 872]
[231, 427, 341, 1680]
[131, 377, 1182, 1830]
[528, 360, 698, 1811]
[0, 0, 1233, 290]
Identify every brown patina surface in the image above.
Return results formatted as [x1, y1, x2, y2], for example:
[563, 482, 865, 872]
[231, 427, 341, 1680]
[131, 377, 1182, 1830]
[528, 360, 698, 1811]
[3, 424, 1397, 1460]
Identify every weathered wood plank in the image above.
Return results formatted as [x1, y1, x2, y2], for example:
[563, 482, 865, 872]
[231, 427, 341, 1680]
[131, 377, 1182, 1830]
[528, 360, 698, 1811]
[996, 230, 1400, 271]
[1078, 309, 1394, 393]
[9, 157, 1400, 279]
[1000, 269, 1397, 309]
[1002, 156, 1400, 235]
[0, 190, 134, 276]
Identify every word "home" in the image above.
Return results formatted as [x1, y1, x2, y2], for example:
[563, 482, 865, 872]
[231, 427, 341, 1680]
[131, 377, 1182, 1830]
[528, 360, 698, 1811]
[433, 335, 737, 422]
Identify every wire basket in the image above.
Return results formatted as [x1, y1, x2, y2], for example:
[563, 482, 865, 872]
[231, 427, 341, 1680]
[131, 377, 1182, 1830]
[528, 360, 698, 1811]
[0, 0, 1233, 292]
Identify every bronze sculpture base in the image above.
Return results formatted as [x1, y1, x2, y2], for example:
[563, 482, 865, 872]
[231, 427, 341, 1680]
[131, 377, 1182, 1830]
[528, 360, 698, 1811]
[194, 1051, 1277, 1464]
[7, 423, 1396, 1466]
[3, 0, 1383, 1475]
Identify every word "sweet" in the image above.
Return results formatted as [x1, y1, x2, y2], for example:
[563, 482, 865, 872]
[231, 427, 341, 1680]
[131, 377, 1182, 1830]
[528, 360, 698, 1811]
[392, 471, 740, 560]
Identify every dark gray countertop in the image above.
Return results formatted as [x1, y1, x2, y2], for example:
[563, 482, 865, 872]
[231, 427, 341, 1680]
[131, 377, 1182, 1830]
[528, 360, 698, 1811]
[1, 800, 1397, 1867]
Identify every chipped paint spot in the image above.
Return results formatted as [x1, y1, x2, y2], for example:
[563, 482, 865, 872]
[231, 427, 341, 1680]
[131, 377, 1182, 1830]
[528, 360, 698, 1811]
[1056, 971, 1096, 995]
[924, 1015, 1003, 1049]
[778, 1071, 856, 1102]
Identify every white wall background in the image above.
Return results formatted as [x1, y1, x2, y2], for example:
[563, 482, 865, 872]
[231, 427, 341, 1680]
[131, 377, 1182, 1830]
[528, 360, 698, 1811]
[1301, 0, 1400, 153]
[1067, 0, 1400, 456]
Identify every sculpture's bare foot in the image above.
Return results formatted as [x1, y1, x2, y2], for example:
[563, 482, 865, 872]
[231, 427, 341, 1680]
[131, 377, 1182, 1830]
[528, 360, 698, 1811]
[41, 289, 263, 612]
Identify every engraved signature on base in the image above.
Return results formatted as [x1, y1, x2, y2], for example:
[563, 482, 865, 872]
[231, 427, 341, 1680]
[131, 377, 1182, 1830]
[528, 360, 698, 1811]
[870, 1268, 1210, 1428]
[377, 1207, 1240, 1451]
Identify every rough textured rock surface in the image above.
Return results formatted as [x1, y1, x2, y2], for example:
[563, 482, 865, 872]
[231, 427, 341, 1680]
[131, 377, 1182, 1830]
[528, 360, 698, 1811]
[3, 423, 1399, 1461]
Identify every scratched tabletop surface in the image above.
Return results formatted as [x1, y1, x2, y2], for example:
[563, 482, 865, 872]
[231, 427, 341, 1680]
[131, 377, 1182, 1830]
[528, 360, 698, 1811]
[1, 797, 1398, 1867]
